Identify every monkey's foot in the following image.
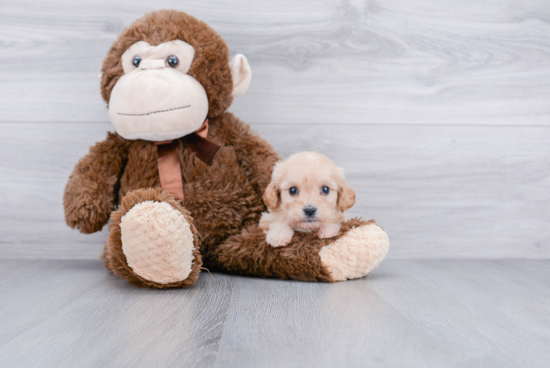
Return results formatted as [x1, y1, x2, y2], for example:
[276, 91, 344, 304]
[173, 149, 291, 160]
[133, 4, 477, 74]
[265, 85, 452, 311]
[120, 200, 199, 284]
[319, 220, 389, 281]
[103, 188, 202, 288]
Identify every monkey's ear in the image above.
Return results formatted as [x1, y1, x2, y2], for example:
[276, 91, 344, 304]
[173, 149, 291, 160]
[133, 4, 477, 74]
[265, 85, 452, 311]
[263, 181, 280, 210]
[229, 54, 251, 97]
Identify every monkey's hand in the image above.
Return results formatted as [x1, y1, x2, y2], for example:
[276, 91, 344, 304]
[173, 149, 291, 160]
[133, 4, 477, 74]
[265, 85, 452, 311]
[64, 132, 129, 234]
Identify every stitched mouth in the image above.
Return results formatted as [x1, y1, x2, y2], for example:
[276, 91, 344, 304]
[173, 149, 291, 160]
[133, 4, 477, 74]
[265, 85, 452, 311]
[117, 105, 191, 116]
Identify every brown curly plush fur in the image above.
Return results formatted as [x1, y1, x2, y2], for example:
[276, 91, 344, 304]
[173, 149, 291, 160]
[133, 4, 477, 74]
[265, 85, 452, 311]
[213, 218, 377, 282]
[64, 132, 130, 234]
[64, 10, 373, 288]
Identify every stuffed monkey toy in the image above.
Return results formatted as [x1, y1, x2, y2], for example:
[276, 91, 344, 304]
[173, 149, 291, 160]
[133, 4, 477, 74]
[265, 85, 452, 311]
[63, 10, 389, 288]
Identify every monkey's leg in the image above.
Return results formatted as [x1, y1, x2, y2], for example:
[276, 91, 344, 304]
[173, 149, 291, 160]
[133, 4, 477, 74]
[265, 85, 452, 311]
[102, 188, 202, 288]
[213, 218, 389, 282]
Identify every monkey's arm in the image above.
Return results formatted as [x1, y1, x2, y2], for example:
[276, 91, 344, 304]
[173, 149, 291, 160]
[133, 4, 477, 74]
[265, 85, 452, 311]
[64, 132, 129, 234]
[217, 113, 281, 197]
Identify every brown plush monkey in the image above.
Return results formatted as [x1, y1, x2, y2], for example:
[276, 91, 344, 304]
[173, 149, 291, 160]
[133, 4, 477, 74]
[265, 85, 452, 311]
[63, 10, 389, 288]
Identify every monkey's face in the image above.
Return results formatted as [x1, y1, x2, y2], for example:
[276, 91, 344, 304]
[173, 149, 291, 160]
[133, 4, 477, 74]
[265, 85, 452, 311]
[101, 10, 252, 142]
[109, 40, 209, 142]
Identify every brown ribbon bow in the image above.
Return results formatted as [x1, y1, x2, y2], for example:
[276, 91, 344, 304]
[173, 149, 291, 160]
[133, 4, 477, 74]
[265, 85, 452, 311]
[156, 119, 220, 202]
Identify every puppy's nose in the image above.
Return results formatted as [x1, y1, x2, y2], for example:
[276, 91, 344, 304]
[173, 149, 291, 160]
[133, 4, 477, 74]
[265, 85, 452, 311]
[303, 206, 317, 217]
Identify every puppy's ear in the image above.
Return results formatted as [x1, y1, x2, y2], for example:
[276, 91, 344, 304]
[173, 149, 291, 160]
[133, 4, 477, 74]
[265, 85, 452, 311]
[263, 182, 280, 210]
[338, 180, 356, 211]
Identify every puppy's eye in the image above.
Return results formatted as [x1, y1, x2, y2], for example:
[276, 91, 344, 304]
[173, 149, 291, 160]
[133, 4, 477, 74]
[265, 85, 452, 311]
[166, 55, 179, 68]
[289, 187, 298, 195]
[132, 56, 142, 68]
[321, 186, 330, 195]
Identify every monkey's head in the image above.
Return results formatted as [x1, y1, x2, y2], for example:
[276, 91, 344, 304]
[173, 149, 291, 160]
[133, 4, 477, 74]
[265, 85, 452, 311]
[100, 10, 251, 141]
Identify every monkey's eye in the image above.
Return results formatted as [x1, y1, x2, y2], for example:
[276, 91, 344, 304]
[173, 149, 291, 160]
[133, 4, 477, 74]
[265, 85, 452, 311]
[289, 187, 298, 196]
[166, 55, 179, 68]
[321, 186, 330, 195]
[132, 56, 141, 68]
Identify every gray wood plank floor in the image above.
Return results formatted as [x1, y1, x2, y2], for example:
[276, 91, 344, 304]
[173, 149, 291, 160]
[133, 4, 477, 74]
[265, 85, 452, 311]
[1, 259, 548, 368]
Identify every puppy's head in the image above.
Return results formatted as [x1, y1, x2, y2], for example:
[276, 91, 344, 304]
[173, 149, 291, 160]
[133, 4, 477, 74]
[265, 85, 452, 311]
[263, 152, 356, 230]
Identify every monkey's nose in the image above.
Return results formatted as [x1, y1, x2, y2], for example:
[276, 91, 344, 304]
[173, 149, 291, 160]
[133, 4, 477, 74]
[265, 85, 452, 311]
[138, 59, 166, 70]
[303, 206, 317, 217]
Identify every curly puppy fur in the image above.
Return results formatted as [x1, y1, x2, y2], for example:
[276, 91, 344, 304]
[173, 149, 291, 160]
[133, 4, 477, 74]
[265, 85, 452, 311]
[260, 152, 356, 247]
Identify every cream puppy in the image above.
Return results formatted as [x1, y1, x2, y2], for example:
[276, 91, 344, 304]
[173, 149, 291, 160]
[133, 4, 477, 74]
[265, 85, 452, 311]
[260, 152, 356, 247]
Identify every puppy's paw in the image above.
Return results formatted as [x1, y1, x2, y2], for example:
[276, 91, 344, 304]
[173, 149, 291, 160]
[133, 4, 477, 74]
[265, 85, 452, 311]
[318, 223, 341, 239]
[266, 227, 294, 247]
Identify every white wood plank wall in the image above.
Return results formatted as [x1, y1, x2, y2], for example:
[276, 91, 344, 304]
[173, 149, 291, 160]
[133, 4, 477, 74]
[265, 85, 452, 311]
[1, 0, 549, 259]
